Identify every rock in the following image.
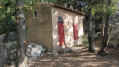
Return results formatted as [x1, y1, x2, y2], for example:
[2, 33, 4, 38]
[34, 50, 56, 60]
[64, 48, 72, 53]
[57, 49, 64, 54]
[107, 44, 114, 48]
[0, 32, 16, 41]
[4, 41, 17, 49]
[57, 48, 72, 54]
[27, 43, 46, 60]
[4, 41, 17, 65]
[8, 32, 17, 41]
[0, 33, 48, 64]
[110, 23, 119, 39]
[0, 38, 3, 67]
[109, 23, 119, 48]
[0, 34, 5, 40]
[100, 52, 109, 56]
[3, 42, 47, 64]
[117, 44, 119, 48]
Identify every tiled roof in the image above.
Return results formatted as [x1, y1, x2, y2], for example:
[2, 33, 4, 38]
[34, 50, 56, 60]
[51, 4, 85, 15]
[40, 3, 85, 15]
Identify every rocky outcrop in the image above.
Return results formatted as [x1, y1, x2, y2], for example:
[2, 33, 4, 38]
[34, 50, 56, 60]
[108, 3, 119, 48]
[4, 41, 17, 65]
[0, 32, 47, 65]
[109, 23, 119, 48]
[0, 41, 47, 65]
[110, 23, 119, 39]
[8, 32, 17, 41]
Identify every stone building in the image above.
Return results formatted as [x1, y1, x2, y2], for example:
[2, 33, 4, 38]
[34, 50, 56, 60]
[25, 4, 85, 52]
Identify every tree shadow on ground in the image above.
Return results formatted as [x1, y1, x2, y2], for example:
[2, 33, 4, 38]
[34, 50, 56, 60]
[28, 47, 119, 67]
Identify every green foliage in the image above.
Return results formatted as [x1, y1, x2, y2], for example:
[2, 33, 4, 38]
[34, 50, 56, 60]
[24, 0, 39, 6]
[0, 0, 40, 34]
[0, 0, 118, 35]
[23, 0, 40, 11]
[40, 0, 73, 7]
[51, 0, 72, 6]
[27, 27, 32, 33]
[0, 0, 74, 34]
[92, 34, 99, 41]
[0, 0, 16, 34]
[82, 35, 88, 44]
[91, 0, 118, 15]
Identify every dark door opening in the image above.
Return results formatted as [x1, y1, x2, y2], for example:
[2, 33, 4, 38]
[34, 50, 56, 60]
[58, 16, 65, 46]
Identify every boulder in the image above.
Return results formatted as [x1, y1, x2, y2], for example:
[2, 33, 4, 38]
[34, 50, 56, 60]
[57, 48, 72, 54]
[110, 23, 119, 39]
[8, 32, 17, 41]
[0, 34, 5, 40]
[4, 41, 17, 49]
[109, 23, 119, 48]
[3, 42, 47, 64]
[4, 41, 17, 65]
[27, 43, 46, 61]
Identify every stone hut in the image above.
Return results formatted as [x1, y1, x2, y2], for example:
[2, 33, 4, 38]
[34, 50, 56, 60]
[26, 4, 85, 52]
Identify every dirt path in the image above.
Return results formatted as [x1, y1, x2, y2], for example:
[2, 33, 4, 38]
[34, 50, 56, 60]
[28, 47, 119, 67]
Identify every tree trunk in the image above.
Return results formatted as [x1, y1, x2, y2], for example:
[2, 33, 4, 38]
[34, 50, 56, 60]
[88, 0, 95, 53]
[98, 0, 111, 55]
[15, 0, 27, 67]
[98, 15, 110, 55]
[100, 0, 105, 47]
[0, 38, 6, 67]
[67, 3, 70, 8]
[101, 16, 105, 43]
[73, 1, 77, 10]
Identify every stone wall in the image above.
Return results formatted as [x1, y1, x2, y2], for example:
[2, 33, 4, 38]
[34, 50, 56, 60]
[26, 4, 53, 50]
[52, 7, 84, 51]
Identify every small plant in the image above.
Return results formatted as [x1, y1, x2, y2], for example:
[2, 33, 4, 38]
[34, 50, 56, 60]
[92, 34, 99, 41]
[27, 27, 32, 33]
[82, 35, 88, 44]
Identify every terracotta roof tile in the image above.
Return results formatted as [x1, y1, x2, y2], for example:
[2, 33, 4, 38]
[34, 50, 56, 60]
[40, 3, 85, 15]
[51, 4, 85, 15]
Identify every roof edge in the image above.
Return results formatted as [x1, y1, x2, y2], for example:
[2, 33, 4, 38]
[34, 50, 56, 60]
[51, 4, 85, 15]
[40, 3, 85, 15]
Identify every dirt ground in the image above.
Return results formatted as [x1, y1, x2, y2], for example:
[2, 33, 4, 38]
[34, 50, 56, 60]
[28, 47, 119, 67]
